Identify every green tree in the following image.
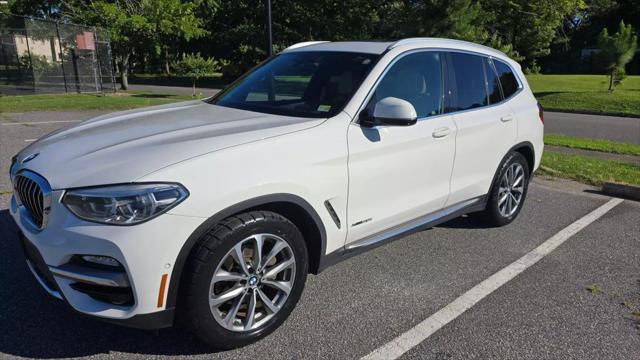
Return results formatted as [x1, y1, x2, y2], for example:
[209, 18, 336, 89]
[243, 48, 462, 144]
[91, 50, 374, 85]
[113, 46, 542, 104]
[4, 0, 61, 18]
[596, 20, 637, 90]
[378, 0, 486, 42]
[480, 0, 586, 68]
[172, 53, 220, 96]
[200, 0, 502, 75]
[63, 0, 207, 89]
[18, 53, 57, 84]
[145, 0, 208, 75]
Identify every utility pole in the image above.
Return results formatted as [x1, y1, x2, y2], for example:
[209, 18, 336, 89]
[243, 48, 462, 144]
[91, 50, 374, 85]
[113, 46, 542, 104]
[264, 0, 273, 57]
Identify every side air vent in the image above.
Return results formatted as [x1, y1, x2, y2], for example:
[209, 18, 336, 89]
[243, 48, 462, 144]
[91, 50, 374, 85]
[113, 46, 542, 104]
[324, 200, 341, 229]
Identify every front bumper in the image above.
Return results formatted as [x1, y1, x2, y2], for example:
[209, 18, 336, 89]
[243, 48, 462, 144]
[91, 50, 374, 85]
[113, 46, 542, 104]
[10, 192, 204, 329]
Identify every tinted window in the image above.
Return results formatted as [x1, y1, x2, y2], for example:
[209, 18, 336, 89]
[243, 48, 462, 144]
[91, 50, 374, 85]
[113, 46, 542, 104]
[368, 52, 443, 118]
[494, 60, 519, 98]
[485, 58, 503, 104]
[449, 52, 488, 111]
[212, 51, 378, 118]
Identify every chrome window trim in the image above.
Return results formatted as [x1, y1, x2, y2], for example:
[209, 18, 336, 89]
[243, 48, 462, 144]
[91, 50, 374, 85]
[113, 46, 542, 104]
[351, 47, 524, 127]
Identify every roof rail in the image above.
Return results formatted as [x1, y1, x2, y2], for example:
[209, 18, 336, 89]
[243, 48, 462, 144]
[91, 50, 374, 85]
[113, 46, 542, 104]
[388, 37, 508, 57]
[284, 41, 329, 51]
[388, 37, 438, 49]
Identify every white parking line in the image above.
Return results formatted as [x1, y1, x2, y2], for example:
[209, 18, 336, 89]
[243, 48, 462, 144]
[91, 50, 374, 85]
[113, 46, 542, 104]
[0, 120, 82, 125]
[24, 139, 37, 142]
[362, 197, 624, 360]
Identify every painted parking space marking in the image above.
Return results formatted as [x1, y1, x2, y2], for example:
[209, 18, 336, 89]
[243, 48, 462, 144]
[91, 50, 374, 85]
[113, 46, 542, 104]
[362, 197, 624, 360]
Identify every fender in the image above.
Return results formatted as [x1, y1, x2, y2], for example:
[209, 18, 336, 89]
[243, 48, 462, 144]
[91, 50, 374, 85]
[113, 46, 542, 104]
[487, 141, 535, 195]
[164, 193, 327, 310]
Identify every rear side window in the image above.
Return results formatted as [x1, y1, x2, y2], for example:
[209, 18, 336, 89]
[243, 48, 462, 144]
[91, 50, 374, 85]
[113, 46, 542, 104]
[494, 60, 520, 99]
[484, 58, 503, 104]
[448, 52, 488, 111]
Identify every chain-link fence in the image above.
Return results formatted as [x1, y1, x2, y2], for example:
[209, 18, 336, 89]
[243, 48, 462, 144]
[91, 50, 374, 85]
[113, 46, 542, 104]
[0, 13, 116, 95]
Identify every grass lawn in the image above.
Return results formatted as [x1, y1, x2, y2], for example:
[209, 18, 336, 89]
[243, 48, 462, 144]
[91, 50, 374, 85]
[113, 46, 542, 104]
[538, 151, 640, 186]
[544, 134, 640, 156]
[526, 74, 640, 117]
[0, 91, 198, 113]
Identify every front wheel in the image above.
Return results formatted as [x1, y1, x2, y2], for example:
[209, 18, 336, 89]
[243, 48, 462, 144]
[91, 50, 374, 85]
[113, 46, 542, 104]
[181, 211, 308, 349]
[481, 151, 530, 226]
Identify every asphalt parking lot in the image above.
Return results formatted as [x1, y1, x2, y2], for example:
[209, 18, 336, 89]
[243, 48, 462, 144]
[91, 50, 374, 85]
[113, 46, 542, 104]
[1, 113, 639, 359]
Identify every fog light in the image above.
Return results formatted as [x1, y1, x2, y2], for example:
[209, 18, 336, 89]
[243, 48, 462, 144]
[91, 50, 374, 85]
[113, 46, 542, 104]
[82, 255, 121, 267]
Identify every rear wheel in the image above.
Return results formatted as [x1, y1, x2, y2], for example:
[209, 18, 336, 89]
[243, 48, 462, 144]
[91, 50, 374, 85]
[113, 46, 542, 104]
[481, 151, 530, 226]
[181, 211, 308, 349]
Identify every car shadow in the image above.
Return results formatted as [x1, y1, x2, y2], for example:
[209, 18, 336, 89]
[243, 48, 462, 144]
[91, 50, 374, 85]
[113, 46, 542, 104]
[0, 210, 216, 358]
[436, 213, 495, 229]
[531, 91, 562, 98]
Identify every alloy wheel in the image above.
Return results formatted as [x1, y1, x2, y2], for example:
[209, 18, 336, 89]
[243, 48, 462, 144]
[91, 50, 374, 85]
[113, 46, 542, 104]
[208, 233, 296, 332]
[498, 163, 525, 217]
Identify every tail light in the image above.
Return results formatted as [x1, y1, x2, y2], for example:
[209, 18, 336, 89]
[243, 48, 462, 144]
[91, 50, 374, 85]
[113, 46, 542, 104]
[537, 102, 544, 124]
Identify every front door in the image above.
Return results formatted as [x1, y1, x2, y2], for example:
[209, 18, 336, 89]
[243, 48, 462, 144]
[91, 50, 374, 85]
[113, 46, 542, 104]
[346, 51, 456, 243]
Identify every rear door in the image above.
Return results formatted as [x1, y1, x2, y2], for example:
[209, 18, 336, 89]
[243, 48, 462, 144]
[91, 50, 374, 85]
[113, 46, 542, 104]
[444, 52, 517, 206]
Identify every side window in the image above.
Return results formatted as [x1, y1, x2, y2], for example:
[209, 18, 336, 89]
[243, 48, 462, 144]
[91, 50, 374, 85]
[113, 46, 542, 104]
[494, 60, 520, 99]
[484, 58, 503, 104]
[448, 52, 488, 111]
[368, 52, 443, 118]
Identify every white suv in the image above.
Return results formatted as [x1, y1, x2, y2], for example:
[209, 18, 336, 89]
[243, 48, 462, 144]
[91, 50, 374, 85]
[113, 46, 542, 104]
[10, 38, 543, 348]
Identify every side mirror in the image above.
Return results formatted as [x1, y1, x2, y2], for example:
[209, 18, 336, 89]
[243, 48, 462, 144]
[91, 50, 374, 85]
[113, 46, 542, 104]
[360, 97, 418, 128]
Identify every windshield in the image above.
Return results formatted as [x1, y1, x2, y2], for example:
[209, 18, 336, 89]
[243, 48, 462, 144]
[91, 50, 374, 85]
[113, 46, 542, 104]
[210, 51, 379, 118]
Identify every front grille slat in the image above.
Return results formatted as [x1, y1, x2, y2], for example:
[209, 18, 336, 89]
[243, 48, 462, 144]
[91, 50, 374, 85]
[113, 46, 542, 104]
[26, 180, 35, 216]
[37, 192, 44, 219]
[20, 177, 28, 205]
[14, 173, 46, 228]
[28, 181, 38, 221]
[32, 182, 41, 219]
[16, 176, 24, 203]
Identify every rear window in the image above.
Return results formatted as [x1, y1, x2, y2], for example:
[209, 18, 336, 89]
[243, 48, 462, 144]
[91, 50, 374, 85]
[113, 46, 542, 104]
[494, 60, 520, 99]
[448, 52, 488, 111]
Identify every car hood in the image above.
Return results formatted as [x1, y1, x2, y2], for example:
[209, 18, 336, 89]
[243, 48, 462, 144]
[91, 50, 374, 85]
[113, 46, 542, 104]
[14, 100, 324, 189]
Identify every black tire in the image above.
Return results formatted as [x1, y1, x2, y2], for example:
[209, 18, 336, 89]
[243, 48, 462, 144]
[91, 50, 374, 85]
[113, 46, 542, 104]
[481, 151, 530, 227]
[180, 211, 308, 349]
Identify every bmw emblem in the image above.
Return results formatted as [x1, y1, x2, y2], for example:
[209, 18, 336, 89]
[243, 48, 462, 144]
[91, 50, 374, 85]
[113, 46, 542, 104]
[248, 276, 258, 286]
[22, 153, 39, 164]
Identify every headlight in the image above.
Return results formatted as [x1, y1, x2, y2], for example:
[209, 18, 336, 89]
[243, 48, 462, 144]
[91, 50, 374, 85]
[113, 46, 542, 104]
[62, 183, 188, 225]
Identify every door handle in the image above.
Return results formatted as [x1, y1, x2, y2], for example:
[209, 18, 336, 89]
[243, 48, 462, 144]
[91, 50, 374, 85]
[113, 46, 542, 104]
[432, 127, 451, 138]
[501, 115, 514, 122]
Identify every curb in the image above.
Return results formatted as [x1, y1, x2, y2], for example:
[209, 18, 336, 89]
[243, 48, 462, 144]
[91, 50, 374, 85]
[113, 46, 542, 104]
[602, 182, 640, 201]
